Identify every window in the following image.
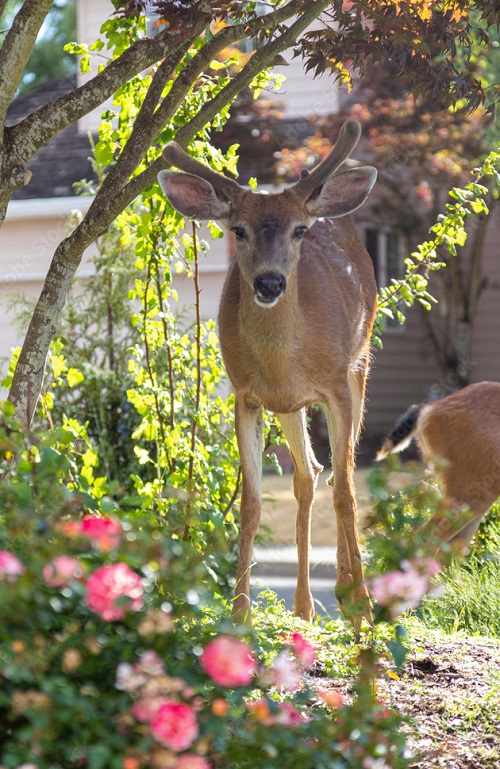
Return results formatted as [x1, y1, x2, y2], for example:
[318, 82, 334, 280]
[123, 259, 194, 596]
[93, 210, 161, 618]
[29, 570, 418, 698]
[365, 228, 404, 328]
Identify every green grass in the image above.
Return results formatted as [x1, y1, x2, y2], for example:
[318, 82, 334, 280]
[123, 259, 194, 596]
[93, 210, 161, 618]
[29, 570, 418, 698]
[420, 554, 500, 637]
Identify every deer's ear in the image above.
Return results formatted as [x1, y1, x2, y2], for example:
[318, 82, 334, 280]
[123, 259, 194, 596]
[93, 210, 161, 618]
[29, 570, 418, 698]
[158, 170, 231, 219]
[305, 166, 377, 219]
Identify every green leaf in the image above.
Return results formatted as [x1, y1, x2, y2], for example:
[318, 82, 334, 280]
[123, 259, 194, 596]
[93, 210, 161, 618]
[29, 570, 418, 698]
[66, 368, 84, 387]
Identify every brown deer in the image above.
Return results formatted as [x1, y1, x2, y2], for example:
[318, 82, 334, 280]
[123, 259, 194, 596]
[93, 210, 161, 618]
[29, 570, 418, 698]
[377, 381, 500, 551]
[158, 121, 378, 632]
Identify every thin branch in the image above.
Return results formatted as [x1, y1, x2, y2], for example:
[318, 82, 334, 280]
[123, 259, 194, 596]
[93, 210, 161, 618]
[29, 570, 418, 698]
[176, 0, 331, 145]
[184, 223, 202, 540]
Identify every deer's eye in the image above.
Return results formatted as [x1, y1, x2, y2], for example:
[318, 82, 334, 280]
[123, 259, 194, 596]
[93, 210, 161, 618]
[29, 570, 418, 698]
[294, 226, 308, 239]
[231, 226, 246, 240]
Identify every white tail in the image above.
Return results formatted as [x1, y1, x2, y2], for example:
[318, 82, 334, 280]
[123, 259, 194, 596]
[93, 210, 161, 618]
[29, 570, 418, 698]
[378, 381, 500, 551]
[158, 122, 378, 632]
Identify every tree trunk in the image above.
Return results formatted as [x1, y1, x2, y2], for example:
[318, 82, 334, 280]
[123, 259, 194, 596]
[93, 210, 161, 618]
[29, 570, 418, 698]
[7, 0, 330, 426]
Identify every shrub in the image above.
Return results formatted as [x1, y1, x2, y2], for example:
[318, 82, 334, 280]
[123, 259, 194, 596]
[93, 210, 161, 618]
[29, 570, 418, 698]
[0, 408, 410, 769]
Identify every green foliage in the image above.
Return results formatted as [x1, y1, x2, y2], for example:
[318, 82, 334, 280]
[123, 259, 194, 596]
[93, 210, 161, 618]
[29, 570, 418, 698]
[373, 149, 500, 345]
[365, 457, 500, 641]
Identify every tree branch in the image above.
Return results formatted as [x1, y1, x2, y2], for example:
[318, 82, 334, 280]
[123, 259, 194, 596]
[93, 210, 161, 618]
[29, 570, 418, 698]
[6, 26, 196, 163]
[0, 0, 53, 132]
[8, 0, 329, 424]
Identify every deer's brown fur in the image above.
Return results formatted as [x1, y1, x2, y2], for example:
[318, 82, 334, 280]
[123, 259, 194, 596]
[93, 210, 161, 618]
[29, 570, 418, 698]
[159, 121, 378, 631]
[378, 381, 500, 550]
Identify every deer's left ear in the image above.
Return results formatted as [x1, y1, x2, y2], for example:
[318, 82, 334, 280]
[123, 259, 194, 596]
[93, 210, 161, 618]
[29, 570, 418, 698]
[305, 166, 377, 219]
[158, 170, 231, 220]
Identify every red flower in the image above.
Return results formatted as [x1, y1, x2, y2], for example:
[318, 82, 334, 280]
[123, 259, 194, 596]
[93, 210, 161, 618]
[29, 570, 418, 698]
[80, 516, 122, 551]
[291, 632, 316, 668]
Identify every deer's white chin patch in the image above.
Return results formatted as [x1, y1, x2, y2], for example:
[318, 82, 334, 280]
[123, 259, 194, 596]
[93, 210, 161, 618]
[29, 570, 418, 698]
[254, 294, 280, 308]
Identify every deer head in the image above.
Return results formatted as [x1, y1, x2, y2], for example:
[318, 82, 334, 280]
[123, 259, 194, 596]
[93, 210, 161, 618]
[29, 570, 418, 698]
[158, 121, 376, 308]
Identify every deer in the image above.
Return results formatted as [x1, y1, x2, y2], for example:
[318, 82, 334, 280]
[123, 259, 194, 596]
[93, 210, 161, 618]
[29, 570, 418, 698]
[158, 120, 378, 633]
[377, 381, 500, 552]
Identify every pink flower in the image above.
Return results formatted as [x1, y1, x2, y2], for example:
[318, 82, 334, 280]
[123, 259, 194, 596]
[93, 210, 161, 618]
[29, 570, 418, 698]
[131, 696, 169, 723]
[137, 649, 165, 676]
[150, 700, 199, 751]
[267, 651, 301, 692]
[371, 557, 443, 617]
[291, 632, 316, 668]
[0, 551, 24, 581]
[247, 698, 303, 727]
[274, 701, 304, 727]
[200, 635, 257, 687]
[84, 563, 144, 621]
[370, 568, 428, 617]
[80, 516, 122, 551]
[42, 556, 84, 587]
[174, 756, 211, 769]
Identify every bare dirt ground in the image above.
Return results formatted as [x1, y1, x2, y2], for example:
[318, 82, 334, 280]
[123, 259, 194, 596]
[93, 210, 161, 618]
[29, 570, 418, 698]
[311, 635, 500, 769]
[262, 470, 500, 769]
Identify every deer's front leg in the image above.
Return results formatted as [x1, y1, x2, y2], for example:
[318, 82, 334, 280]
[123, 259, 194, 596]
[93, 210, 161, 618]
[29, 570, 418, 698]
[326, 393, 373, 634]
[232, 395, 263, 625]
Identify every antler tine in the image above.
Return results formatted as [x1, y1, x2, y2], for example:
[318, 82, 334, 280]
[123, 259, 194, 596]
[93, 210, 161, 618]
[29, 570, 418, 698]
[291, 120, 362, 199]
[162, 141, 242, 201]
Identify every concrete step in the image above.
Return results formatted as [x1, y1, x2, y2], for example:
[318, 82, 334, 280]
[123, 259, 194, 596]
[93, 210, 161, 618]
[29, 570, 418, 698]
[252, 545, 337, 578]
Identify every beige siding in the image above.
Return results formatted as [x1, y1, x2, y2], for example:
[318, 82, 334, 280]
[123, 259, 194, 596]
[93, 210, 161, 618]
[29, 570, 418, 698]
[0, 199, 97, 363]
[364, 206, 500, 439]
[77, 0, 114, 134]
[469, 207, 500, 381]
[266, 57, 338, 119]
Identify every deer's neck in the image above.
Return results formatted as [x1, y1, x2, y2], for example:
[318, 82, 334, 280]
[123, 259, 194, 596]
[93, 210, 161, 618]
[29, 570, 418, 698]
[238, 270, 301, 353]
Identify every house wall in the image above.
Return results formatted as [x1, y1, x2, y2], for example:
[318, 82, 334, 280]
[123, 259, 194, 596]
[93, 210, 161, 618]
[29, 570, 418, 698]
[0, 198, 96, 366]
[364, 205, 500, 440]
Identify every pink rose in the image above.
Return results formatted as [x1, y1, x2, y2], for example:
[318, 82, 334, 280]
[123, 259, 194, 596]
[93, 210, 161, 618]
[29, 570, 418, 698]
[274, 701, 304, 727]
[84, 563, 144, 621]
[174, 756, 211, 769]
[200, 635, 257, 687]
[267, 651, 301, 692]
[131, 696, 169, 723]
[291, 632, 316, 668]
[370, 568, 428, 617]
[80, 516, 122, 551]
[150, 700, 199, 751]
[0, 550, 24, 581]
[43, 556, 84, 587]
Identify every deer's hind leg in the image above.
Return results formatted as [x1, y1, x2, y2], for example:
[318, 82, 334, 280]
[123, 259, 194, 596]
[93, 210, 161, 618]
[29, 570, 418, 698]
[277, 409, 323, 622]
[325, 387, 373, 633]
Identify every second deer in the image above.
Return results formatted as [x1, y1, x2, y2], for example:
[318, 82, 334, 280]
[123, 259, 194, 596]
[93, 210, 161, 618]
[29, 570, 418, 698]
[158, 121, 378, 632]
[377, 381, 500, 551]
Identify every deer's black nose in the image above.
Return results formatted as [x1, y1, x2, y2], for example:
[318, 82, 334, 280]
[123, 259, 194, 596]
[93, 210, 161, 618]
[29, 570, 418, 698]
[254, 272, 286, 305]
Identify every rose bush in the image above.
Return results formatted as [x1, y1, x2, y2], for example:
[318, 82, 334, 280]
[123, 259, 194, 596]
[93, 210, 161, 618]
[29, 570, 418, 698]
[0, 411, 411, 769]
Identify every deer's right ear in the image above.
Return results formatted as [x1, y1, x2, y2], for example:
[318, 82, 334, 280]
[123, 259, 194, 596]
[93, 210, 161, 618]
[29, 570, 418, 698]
[158, 170, 231, 220]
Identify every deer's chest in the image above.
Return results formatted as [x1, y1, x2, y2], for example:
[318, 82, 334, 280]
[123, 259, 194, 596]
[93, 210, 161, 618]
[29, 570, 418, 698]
[223, 333, 318, 413]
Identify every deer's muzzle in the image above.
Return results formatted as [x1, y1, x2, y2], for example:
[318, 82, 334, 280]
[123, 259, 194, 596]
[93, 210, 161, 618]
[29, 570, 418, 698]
[253, 272, 286, 307]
